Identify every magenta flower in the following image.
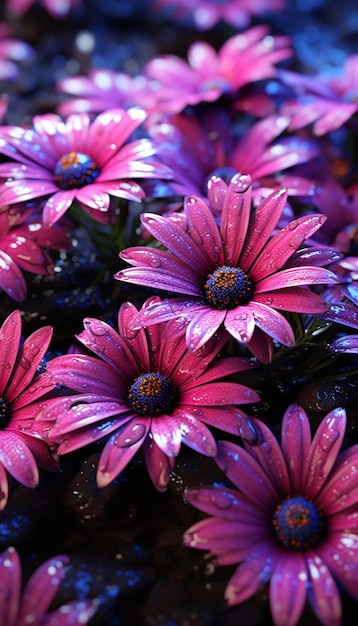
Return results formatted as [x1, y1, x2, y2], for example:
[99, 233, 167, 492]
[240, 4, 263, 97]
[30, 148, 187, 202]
[116, 174, 337, 363]
[0, 22, 33, 81]
[0, 204, 70, 301]
[6, 0, 82, 18]
[280, 55, 358, 135]
[0, 108, 172, 226]
[149, 109, 319, 201]
[0, 310, 58, 510]
[0, 547, 98, 625]
[152, 0, 285, 30]
[42, 297, 260, 491]
[56, 69, 154, 117]
[183, 404, 358, 626]
[144, 25, 292, 114]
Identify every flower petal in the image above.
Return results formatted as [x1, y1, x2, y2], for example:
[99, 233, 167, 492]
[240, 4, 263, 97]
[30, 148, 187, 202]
[269, 552, 308, 626]
[306, 553, 342, 626]
[281, 404, 312, 494]
[143, 436, 174, 492]
[0, 547, 21, 626]
[0, 432, 39, 487]
[0, 309, 21, 396]
[18, 555, 68, 624]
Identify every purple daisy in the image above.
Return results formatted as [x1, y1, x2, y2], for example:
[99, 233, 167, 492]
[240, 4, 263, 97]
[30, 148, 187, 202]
[143, 25, 292, 114]
[42, 297, 260, 491]
[0, 310, 58, 510]
[279, 55, 358, 135]
[152, 0, 285, 30]
[0, 547, 98, 625]
[183, 404, 358, 626]
[0, 204, 70, 301]
[116, 174, 338, 363]
[0, 107, 172, 226]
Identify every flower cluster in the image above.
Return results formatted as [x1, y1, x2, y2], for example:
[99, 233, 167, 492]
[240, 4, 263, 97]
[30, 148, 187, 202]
[0, 0, 358, 624]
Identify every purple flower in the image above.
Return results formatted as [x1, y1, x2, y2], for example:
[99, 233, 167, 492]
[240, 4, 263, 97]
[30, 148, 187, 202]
[0, 310, 58, 510]
[149, 109, 319, 201]
[279, 56, 358, 135]
[183, 404, 358, 626]
[144, 25, 292, 114]
[0, 204, 70, 301]
[56, 69, 154, 117]
[0, 547, 98, 625]
[0, 22, 33, 81]
[330, 333, 358, 353]
[0, 108, 172, 226]
[152, 0, 285, 30]
[116, 174, 337, 363]
[6, 0, 82, 18]
[42, 297, 259, 491]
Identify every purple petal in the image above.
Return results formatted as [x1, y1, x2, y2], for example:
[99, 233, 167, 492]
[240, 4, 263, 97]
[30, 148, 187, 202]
[224, 306, 255, 343]
[183, 517, 266, 554]
[185, 486, 270, 524]
[116, 266, 202, 296]
[185, 195, 224, 267]
[0, 547, 21, 626]
[316, 533, 358, 600]
[223, 542, 279, 605]
[97, 418, 149, 486]
[269, 552, 308, 626]
[254, 287, 327, 313]
[255, 266, 337, 292]
[41, 599, 99, 626]
[18, 555, 68, 623]
[47, 354, 123, 395]
[0, 431, 38, 487]
[306, 553, 341, 626]
[143, 436, 174, 492]
[281, 404, 312, 494]
[185, 307, 226, 352]
[151, 416, 182, 457]
[0, 309, 21, 396]
[0, 252, 27, 301]
[250, 301, 295, 345]
[317, 445, 358, 515]
[42, 189, 77, 226]
[303, 407, 346, 499]
[219, 173, 252, 266]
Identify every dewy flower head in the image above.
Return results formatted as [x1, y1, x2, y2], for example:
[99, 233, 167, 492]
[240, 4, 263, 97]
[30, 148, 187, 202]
[183, 404, 358, 626]
[0, 204, 70, 301]
[0, 310, 58, 510]
[144, 25, 292, 114]
[116, 174, 338, 363]
[0, 107, 172, 226]
[43, 297, 259, 492]
[0, 547, 98, 625]
[152, 0, 285, 30]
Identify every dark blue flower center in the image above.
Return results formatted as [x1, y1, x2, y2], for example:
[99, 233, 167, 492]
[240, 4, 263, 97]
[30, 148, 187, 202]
[53, 152, 100, 190]
[0, 397, 11, 430]
[273, 496, 325, 551]
[204, 265, 254, 310]
[127, 372, 177, 417]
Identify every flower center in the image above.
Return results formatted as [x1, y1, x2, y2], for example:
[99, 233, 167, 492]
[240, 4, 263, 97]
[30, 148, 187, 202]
[204, 265, 254, 310]
[273, 496, 325, 551]
[127, 372, 178, 417]
[53, 152, 100, 190]
[0, 397, 11, 430]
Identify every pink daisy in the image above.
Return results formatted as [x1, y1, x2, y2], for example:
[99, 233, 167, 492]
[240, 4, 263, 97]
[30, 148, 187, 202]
[0, 204, 70, 301]
[0, 547, 98, 625]
[6, 0, 82, 18]
[42, 297, 260, 491]
[279, 55, 358, 135]
[183, 404, 358, 626]
[0, 310, 58, 510]
[151, 0, 285, 30]
[0, 107, 172, 226]
[143, 25, 292, 114]
[116, 174, 338, 363]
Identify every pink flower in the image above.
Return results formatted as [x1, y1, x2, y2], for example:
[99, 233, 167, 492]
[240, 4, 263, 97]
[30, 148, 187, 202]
[144, 25, 292, 114]
[183, 404, 358, 626]
[6, 0, 82, 18]
[0, 108, 172, 226]
[0, 310, 58, 510]
[0, 22, 33, 81]
[116, 174, 337, 363]
[152, 0, 285, 30]
[279, 56, 358, 135]
[42, 297, 260, 491]
[0, 204, 70, 301]
[149, 109, 319, 202]
[56, 69, 154, 117]
[0, 547, 98, 625]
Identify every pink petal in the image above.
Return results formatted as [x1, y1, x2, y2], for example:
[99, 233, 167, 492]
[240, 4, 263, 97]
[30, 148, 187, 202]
[143, 436, 174, 492]
[184, 517, 265, 553]
[255, 266, 337, 292]
[47, 354, 123, 395]
[281, 404, 312, 494]
[0, 253, 27, 301]
[49, 397, 129, 436]
[254, 287, 327, 313]
[56, 418, 125, 454]
[306, 553, 342, 626]
[250, 301, 295, 345]
[171, 410, 217, 456]
[184, 486, 270, 524]
[42, 189, 77, 226]
[97, 418, 149, 486]
[219, 173, 252, 266]
[224, 306, 255, 343]
[303, 407, 346, 499]
[224, 542, 279, 605]
[18, 555, 68, 623]
[185, 195, 224, 267]
[0, 431, 39, 487]
[185, 307, 226, 352]
[151, 415, 182, 457]
[269, 552, 308, 626]
[116, 266, 202, 296]
[41, 599, 99, 626]
[316, 533, 358, 600]
[180, 381, 257, 406]
[317, 445, 358, 515]
[0, 547, 21, 626]
[0, 309, 21, 395]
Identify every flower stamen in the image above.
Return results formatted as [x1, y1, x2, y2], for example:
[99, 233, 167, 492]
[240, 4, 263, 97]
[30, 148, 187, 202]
[128, 372, 177, 417]
[273, 495, 326, 551]
[204, 265, 254, 310]
[54, 152, 100, 190]
[0, 397, 11, 430]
